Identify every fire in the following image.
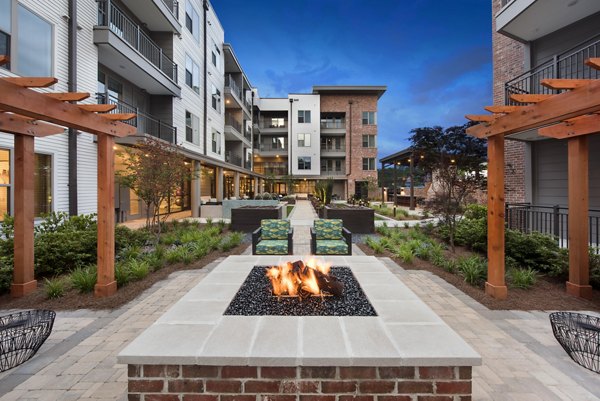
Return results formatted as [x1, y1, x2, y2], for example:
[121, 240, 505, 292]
[266, 259, 343, 299]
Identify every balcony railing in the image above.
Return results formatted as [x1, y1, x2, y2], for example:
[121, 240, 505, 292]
[505, 34, 600, 105]
[97, 93, 176, 143]
[97, 1, 178, 83]
[225, 114, 242, 133]
[505, 203, 600, 248]
[161, 0, 179, 18]
[225, 152, 242, 167]
[259, 119, 287, 129]
[254, 143, 287, 152]
[320, 121, 345, 129]
[254, 164, 288, 176]
[321, 144, 346, 152]
[321, 169, 345, 176]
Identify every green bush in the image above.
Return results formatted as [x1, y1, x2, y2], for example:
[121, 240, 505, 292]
[44, 277, 66, 299]
[394, 243, 415, 263]
[144, 252, 165, 272]
[127, 259, 150, 280]
[441, 258, 459, 273]
[118, 245, 142, 261]
[35, 230, 97, 276]
[505, 230, 566, 274]
[463, 204, 487, 220]
[0, 265, 12, 294]
[219, 232, 243, 252]
[114, 261, 130, 287]
[70, 265, 97, 293]
[366, 237, 385, 254]
[509, 268, 537, 289]
[457, 256, 487, 286]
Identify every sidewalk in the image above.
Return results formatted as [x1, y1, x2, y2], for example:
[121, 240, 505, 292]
[287, 199, 318, 254]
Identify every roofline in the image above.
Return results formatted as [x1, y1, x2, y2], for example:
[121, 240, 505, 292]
[379, 146, 414, 163]
[312, 85, 387, 99]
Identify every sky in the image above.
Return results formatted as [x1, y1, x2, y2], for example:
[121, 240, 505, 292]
[212, 0, 493, 160]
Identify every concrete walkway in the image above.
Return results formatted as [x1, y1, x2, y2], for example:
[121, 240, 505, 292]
[287, 199, 319, 255]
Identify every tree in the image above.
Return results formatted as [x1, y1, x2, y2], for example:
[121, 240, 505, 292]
[409, 122, 487, 251]
[118, 138, 191, 240]
[314, 179, 334, 205]
[281, 175, 298, 195]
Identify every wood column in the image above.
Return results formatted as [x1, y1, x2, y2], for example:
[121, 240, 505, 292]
[566, 136, 593, 299]
[11, 134, 37, 297]
[485, 135, 507, 299]
[216, 167, 224, 201]
[191, 161, 201, 218]
[409, 153, 415, 210]
[234, 172, 240, 198]
[95, 133, 117, 297]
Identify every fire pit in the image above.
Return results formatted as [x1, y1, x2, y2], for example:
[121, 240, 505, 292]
[119, 255, 481, 400]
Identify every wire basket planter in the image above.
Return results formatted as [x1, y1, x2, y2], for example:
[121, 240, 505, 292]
[549, 312, 600, 374]
[0, 310, 56, 372]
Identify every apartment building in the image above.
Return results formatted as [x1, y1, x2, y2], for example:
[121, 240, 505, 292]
[493, 0, 600, 208]
[0, 0, 259, 222]
[253, 86, 386, 199]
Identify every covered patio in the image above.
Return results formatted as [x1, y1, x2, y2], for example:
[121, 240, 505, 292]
[379, 147, 427, 210]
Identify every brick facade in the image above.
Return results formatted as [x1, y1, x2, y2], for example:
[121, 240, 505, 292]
[492, 0, 527, 203]
[320, 95, 379, 199]
[127, 364, 473, 401]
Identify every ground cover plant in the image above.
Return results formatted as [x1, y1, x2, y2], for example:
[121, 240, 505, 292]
[370, 203, 423, 221]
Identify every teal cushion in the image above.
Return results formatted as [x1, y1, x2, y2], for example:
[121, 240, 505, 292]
[314, 219, 343, 240]
[256, 239, 289, 255]
[262, 219, 290, 240]
[315, 239, 348, 255]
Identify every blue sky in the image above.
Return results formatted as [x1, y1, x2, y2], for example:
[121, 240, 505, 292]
[212, 0, 492, 160]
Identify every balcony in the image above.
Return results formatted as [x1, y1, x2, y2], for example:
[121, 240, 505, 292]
[320, 169, 346, 176]
[224, 114, 250, 144]
[496, 0, 600, 42]
[225, 152, 243, 168]
[98, 94, 176, 143]
[95, 1, 180, 96]
[258, 118, 288, 134]
[254, 142, 288, 156]
[505, 35, 600, 105]
[119, 0, 181, 34]
[320, 143, 346, 156]
[224, 75, 251, 116]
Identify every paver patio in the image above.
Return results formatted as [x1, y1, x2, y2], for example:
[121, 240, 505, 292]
[0, 203, 598, 400]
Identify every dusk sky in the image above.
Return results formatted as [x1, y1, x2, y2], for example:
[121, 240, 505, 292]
[212, 0, 493, 160]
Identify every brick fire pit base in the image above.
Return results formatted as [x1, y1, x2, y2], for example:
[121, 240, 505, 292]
[127, 365, 472, 401]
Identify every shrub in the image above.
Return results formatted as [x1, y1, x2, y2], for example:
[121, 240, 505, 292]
[505, 230, 565, 274]
[44, 277, 66, 299]
[463, 204, 487, 220]
[0, 264, 12, 294]
[394, 243, 415, 263]
[509, 268, 537, 289]
[114, 261, 130, 287]
[118, 245, 142, 261]
[35, 230, 97, 276]
[440, 258, 459, 273]
[219, 232, 243, 252]
[70, 265, 97, 293]
[457, 256, 487, 286]
[127, 259, 150, 280]
[366, 237, 385, 254]
[144, 252, 165, 272]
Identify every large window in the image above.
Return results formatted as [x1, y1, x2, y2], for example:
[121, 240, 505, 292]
[211, 41, 220, 70]
[211, 84, 221, 112]
[297, 133, 311, 147]
[185, 54, 199, 93]
[362, 111, 377, 125]
[185, 110, 199, 144]
[0, 149, 10, 220]
[185, 1, 199, 42]
[34, 154, 52, 216]
[0, 2, 53, 76]
[298, 156, 311, 170]
[212, 129, 221, 154]
[298, 110, 311, 123]
[362, 157, 376, 171]
[362, 135, 376, 148]
[269, 118, 285, 128]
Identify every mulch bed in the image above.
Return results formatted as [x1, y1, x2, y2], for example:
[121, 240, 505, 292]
[0, 243, 249, 311]
[357, 243, 600, 311]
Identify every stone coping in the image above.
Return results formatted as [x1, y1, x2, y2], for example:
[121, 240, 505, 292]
[118, 255, 482, 367]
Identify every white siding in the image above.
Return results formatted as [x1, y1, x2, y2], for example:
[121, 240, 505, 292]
[289, 94, 320, 176]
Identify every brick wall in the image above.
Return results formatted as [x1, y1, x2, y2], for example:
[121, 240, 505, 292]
[127, 364, 473, 401]
[320, 95, 379, 198]
[492, 0, 527, 203]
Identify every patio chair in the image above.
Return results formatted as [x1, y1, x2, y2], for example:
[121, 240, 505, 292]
[310, 219, 352, 255]
[549, 312, 600, 373]
[252, 219, 293, 255]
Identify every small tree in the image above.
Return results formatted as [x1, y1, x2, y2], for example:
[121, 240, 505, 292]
[118, 138, 191, 240]
[282, 174, 298, 195]
[314, 178, 334, 205]
[410, 123, 486, 251]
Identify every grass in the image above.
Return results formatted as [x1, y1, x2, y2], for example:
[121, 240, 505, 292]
[70, 265, 97, 293]
[286, 205, 295, 216]
[44, 278, 67, 299]
[509, 268, 537, 289]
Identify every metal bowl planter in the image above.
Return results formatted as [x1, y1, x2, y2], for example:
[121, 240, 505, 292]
[549, 312, 599, 373]
[0, 310, 56, 372]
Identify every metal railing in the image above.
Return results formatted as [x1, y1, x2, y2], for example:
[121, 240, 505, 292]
[320, 120, 345, 129]
[225, 74, 243, 99]
[225, 114, 242, 133]
[321, 169, 345, 176]
[254, 142, 287, 152]
[259, 119, 287, 129]
[505, 34, 600, 105]
[161, 0, 179, 18]
[97, 93, 176, 143]
[321, 144, 346, 152]
[225, 152, 242, 167]
[97, 1, 178, 83]
[505, 203, 600, 248]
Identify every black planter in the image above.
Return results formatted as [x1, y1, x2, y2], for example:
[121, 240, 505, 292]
[323, 206, 374, 233]
[231, 206, 283, 232]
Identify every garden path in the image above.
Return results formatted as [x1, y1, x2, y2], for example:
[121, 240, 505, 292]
[287, 199, 319, 255]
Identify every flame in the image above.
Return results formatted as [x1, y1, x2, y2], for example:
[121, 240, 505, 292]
[266, 258, 331, 297]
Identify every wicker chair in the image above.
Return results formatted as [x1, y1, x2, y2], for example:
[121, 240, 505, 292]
[0, 310, 56, 372]
[549, 311, 599, 373]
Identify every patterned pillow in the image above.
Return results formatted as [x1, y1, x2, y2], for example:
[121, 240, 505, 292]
[262, 219, 290, 240]
[314, 219, 343, 240]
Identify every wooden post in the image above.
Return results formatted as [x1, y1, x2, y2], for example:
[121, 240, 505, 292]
[11, 135, 37, 297]
[95, 133, 117, 297]
[234, 172, 240, 198]
[486, 135, 507, 299]
[409, 153, 415, 210]
[566, 136, 593, 299]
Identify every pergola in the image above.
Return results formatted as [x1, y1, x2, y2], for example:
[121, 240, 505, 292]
[380, 147, 423, 210]
[466, 57, 600, 300]
[0, 62, 136, 298]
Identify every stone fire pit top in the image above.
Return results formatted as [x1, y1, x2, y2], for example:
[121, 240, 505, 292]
[118, 255, 481, 367]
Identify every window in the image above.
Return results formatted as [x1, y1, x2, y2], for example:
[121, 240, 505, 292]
[298, 156, 311, 170]
[362, 157, 376, 171]
[362, 135, 376, 148]
[34, 154, 52, 216]
[185, 1, 200, 42]
[362, 111, 376, 125]
[0, 149, 10, 221]
[211, 41, 220, 69]
[185, 111, 199, 144]
[185, 54, 199, 93]
[270, 118, 285, 128]
[297, 133, 311, 147]
[212, 129, 221, 154]
[211, 84, 221, 112]
[0, 0, 9, 70]
[298, 110, 311, 123]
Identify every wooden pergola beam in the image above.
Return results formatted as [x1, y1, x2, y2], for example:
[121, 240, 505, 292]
[509, 94, 554, 104]
[468, 79, 600, 138]
[45, 92, 90, 101]
[541, 79, 591, 90]
[465, 114, 494, 123]
[0, 55, 8, 66]
[0, 79, 135, 137]
[1, 77, 58, 88]
[538, 113, 600, 139]
[101, 113, 136, 121]
[0, 114, 65, 137]
[584, 58, 600, 70]
[78, 104, 117, 113]
[484, 105, 523, 114]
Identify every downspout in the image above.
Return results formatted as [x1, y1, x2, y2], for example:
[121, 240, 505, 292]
[202, 0, 208, 155]
[68, 0, 78, 215]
